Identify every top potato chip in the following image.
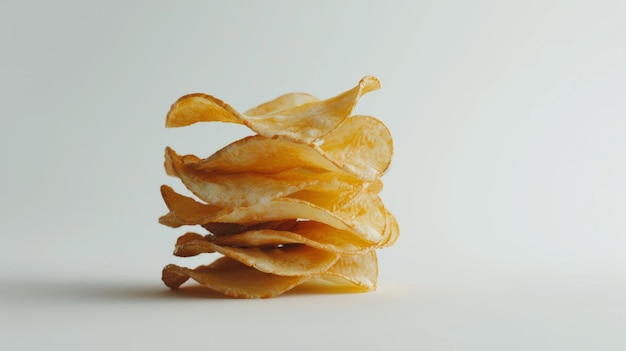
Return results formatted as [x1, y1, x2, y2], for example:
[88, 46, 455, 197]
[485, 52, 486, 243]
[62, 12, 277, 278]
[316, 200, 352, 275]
[165, 76, 380, 143]
[165, 115, 392, 181]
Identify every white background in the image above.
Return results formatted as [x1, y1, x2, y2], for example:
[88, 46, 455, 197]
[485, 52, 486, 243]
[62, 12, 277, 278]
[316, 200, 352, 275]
[1, 1, 625, 350]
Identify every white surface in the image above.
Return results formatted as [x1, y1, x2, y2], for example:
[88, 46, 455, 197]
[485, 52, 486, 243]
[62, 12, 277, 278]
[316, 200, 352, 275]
[1, 1, 625, 350]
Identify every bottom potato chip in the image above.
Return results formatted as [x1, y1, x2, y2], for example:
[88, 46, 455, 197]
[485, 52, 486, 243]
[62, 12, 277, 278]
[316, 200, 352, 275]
[162, 251, 378, 298]
[162, 259, 308, 299]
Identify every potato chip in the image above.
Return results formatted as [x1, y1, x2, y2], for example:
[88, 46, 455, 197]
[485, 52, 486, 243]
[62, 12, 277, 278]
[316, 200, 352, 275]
[175, 136, 342, 175]
[159, 185, 385, 243]
[166, 114, 392, 181]
[209, 220, 375, 254]
[165, 147, 370, 207]
[162, 259, 309, 299]
[174, 237, 339, 276]
[162, 251, 378, 298]
[166, 76, 380, 143]
[175, 231, 205, 245]
[168, 220, 375, 257]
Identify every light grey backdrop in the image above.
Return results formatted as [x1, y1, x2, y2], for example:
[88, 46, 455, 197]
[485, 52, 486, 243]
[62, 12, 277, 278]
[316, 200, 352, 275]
[1, 1, 624, 350]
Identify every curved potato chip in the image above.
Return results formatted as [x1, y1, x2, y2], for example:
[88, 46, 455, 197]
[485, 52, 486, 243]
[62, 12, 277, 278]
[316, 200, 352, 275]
[172, 232, 213, 256]
[167, 115, 391, 181]
[208, 221, 375, 254]
[174, 238, 339, 276]
[173, 135, 334, 175]
[159, 185, 385, 243]
[176, 136, 341, 174]
[162, 251, 378, 298]
[165, 76, 380, 143]
[165, 147, 367, 207]
[175, 232, 205, 245]
[159, 185, 220, 225]
[159, 185, 347, 230]
[162, 259, 308, 298]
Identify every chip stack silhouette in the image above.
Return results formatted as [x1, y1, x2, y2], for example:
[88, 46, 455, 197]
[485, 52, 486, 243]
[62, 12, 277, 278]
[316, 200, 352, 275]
[159, 76, 398, 298]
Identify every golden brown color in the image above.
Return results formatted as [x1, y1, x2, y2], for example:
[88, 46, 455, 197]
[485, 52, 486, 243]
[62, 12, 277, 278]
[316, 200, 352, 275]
[160, 76, 397, 298]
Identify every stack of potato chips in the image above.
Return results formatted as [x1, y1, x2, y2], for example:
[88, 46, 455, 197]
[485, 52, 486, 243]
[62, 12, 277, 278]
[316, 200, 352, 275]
[159, 76, 398, 298]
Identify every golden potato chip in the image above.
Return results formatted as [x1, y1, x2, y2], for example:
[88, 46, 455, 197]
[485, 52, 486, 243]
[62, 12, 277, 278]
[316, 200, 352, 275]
[165, 147, 369, 207]
[159, 185, 348, 231]
[168, 221, 375, 256]
[166, 76, 380, 143]
[209, 221, 375, 254]
[176, 136, 342, 175]
[162, 251, 378, 298]
[166, 114, 392, 181]
[175, 231, 205, 245]
[162, 259, 308, 298]
[159, 185, 386, 243]
[174, 237, 339, 276]
[172, 232, 213, 256]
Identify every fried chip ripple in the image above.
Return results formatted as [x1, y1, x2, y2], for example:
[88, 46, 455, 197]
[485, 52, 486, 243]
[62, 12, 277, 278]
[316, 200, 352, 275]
[159, 76, 397, 298]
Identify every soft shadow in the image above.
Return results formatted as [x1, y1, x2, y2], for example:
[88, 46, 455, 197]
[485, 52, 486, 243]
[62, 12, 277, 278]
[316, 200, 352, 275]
[284, 280, 370, 296]
[163, 280, 370, 299]
[1, 278, 371, 302]
[155, 285, 366, 299]
[165, 285, 230, 299]
[1, 278, 185, 302]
